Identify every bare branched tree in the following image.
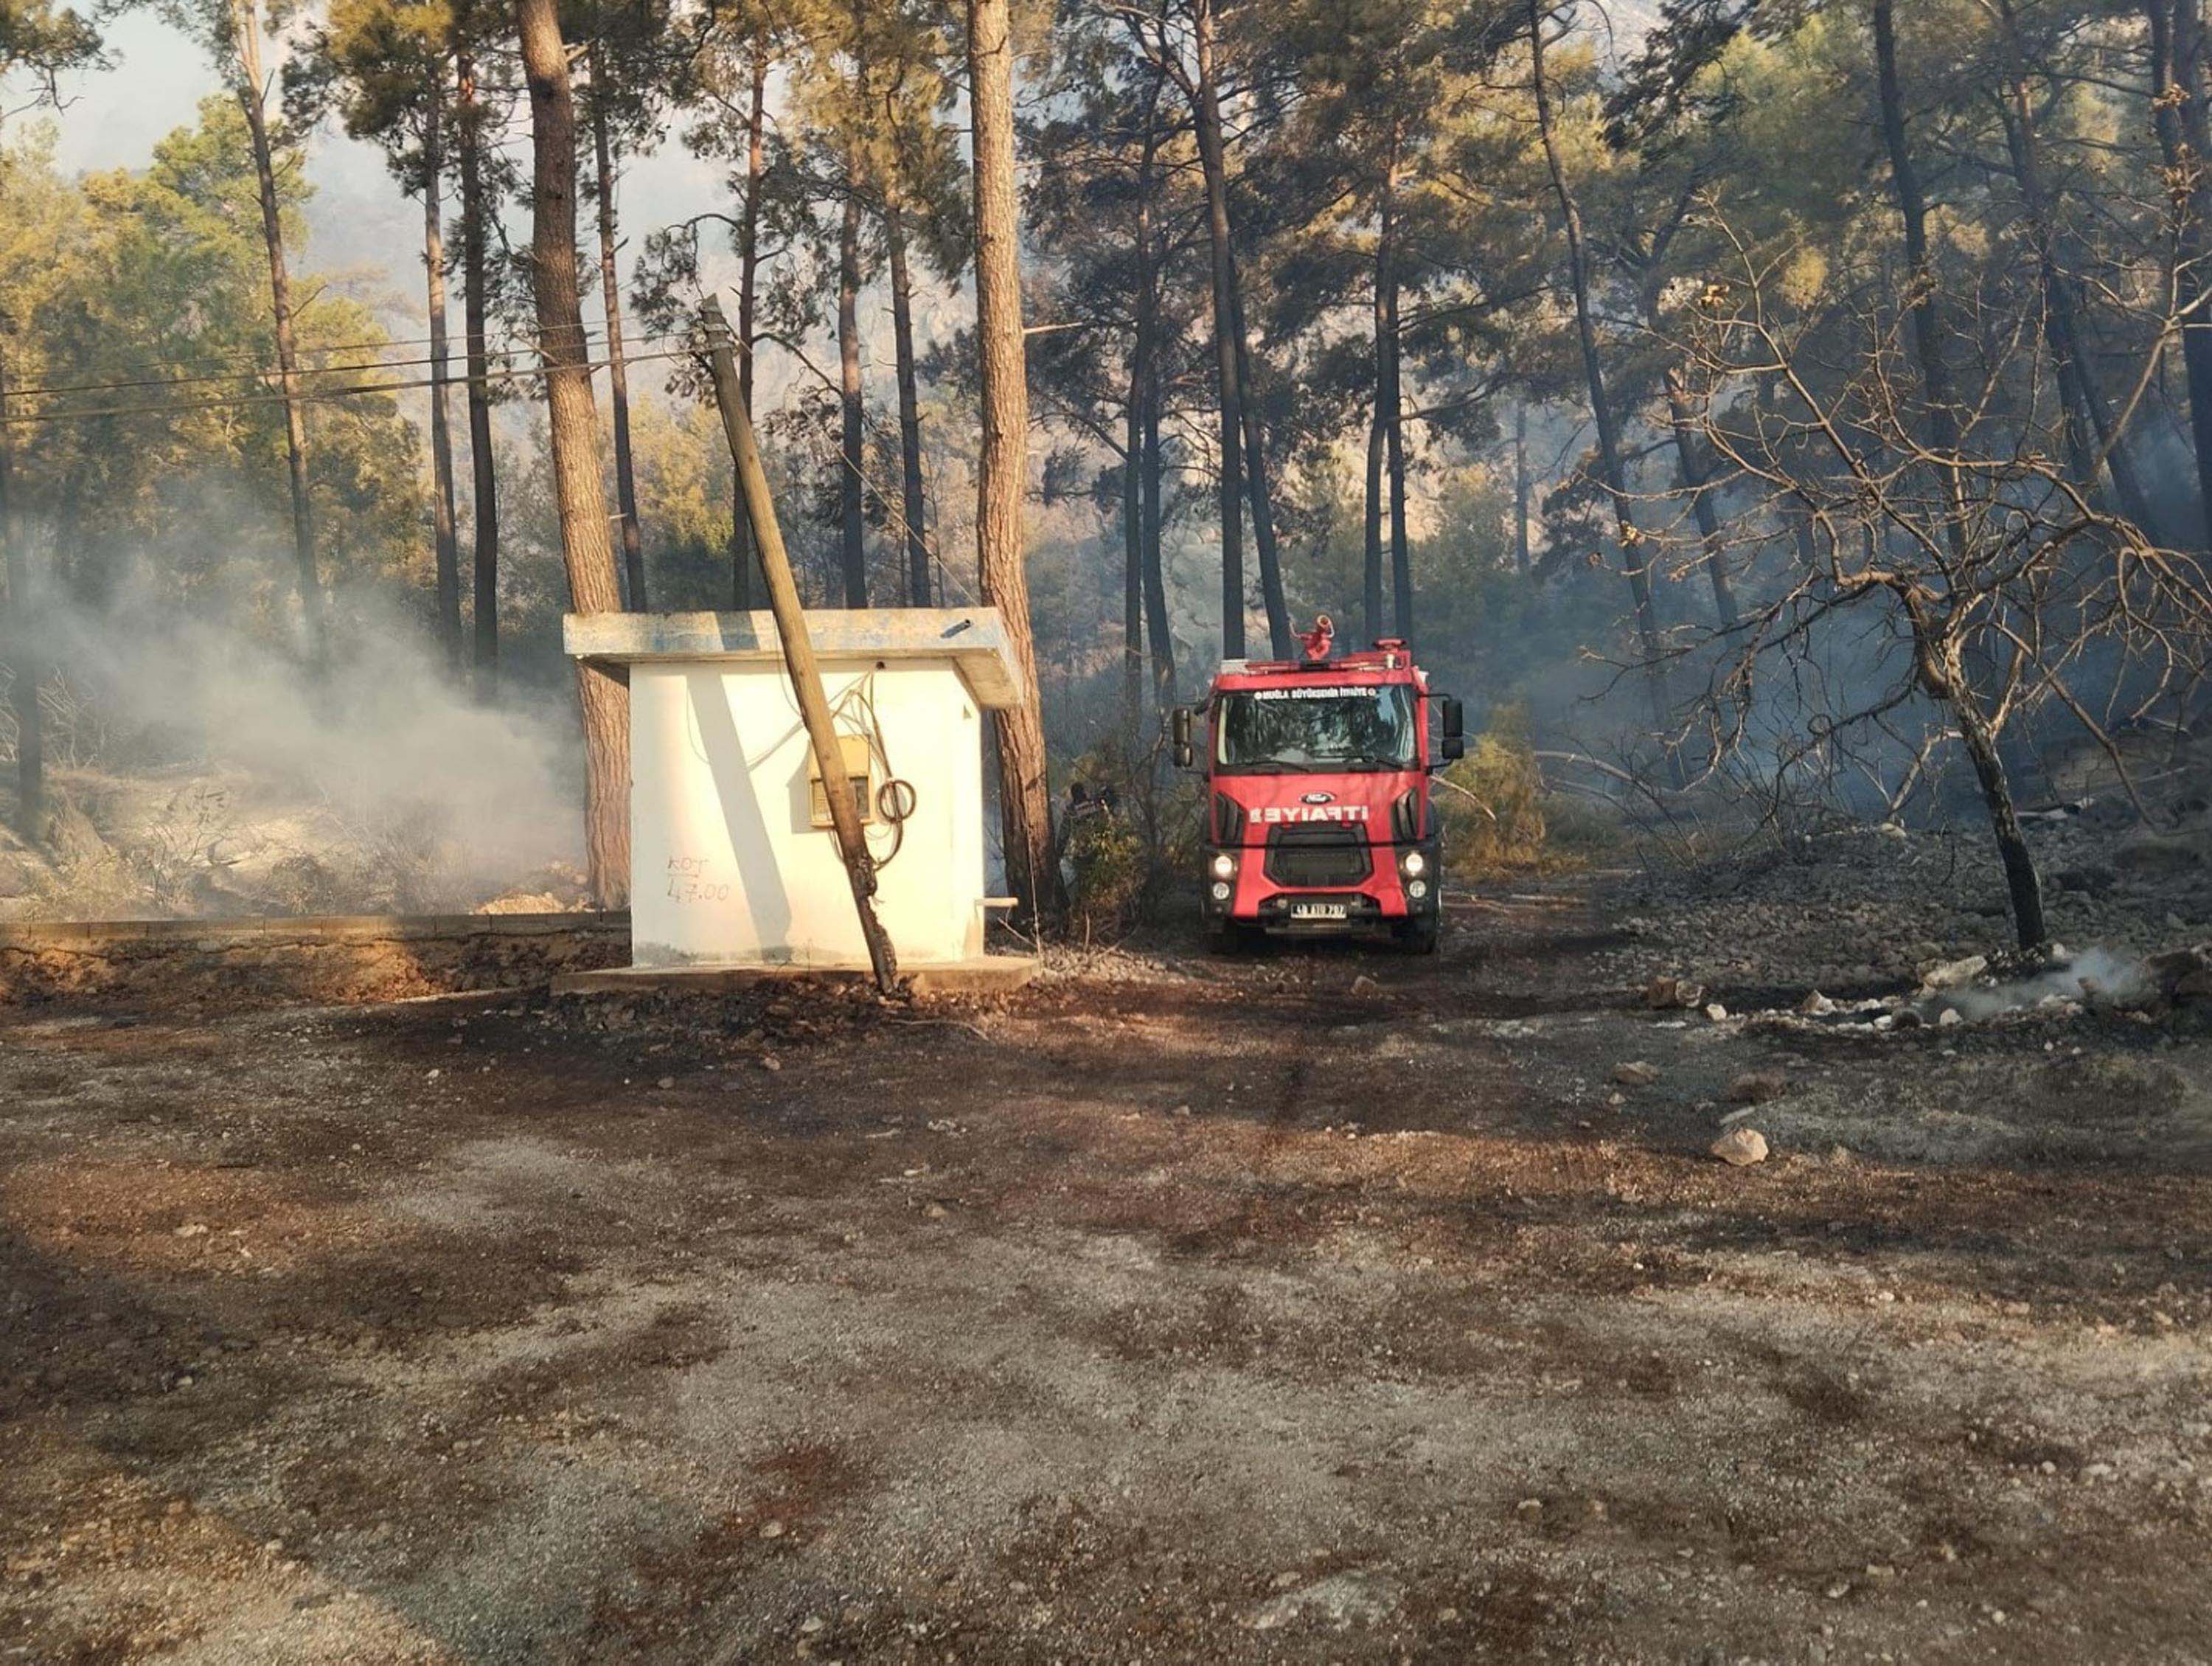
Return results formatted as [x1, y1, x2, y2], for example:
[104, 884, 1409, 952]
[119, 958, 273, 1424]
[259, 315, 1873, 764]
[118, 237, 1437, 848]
[1649, 221, 2212, 951]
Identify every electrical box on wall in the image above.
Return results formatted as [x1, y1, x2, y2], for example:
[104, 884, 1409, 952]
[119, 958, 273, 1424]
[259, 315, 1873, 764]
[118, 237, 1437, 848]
[807, 733, 874, 829]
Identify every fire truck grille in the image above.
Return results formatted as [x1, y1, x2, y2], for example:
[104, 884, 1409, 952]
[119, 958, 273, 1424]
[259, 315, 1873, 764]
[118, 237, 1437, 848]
[1265, 825, 1374, 888]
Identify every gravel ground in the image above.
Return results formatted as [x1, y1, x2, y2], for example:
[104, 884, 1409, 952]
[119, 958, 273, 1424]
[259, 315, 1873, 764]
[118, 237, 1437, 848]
[4, 873, 2211, 1664]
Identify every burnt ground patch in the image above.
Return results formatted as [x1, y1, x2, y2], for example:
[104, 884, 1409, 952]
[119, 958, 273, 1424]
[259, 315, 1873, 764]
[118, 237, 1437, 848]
[3, 881, 2210, 1662]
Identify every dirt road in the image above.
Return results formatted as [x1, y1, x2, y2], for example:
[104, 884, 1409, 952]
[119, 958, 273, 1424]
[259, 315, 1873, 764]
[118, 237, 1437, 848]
[4, 884, 2209, 1662]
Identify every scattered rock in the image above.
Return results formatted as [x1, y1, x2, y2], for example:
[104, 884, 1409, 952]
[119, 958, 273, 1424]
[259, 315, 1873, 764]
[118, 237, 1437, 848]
[1711, 1128, 1770, 1167]
[1351, 974, 1380, 996]
[1644, 975, 1705, 1010]
[1798, 990, 1837, 1016]
[1728, 1069, 1787, 1106]
[1244, 1571, 1401, 1633]
[2147, 945, 2212, 1004]
[174, 1223, 209, 1239]
[1612, 1061, 1662, 1087]
[1704, 1003, 1730, 1022]
[1919, 954, 1989, 992]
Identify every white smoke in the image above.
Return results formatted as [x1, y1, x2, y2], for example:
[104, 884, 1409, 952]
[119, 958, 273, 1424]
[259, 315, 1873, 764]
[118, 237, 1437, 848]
[1935, 946, 2150, 1021]
[14, 585, 582, 915]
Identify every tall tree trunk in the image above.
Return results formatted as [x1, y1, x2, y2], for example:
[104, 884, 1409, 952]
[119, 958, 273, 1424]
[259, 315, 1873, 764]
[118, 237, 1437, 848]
[1955, 682, 2047, 949]
[1994, 79, 2157, 533]
[1363, 155, 1395, 642]
[1384, 288, 1411, 642]
[518, 0, 630, 906]
[422, 94, 462, 667]
[1123, 80, 1162, 729]
[231, 0, 321, 662]
[837, 179, 867, 608]
[1647, 319, 1739, 629]
[1871, 0, 1971, 565]
[1363, 394, 1386, 642]
[458, 48, 500, 695]
[1913, 620, 2047, 949]
[968, 0, 1057, 919]
[1122, 350, 1145, 735]
[732, 42, 768, 609]
[886, 198, 931, 608]
[1512, 403, 1531, 576]
[1229, 273, 1293, 656]
[2147, 0, 2212, 548]
[1124, 294, 1141, 735]
[1189, 0, 1245, 659]
[0, 344, 41, 841]
[1141, 386, 1174, 704]
[1528, 0, 1677, 770]
[590, 49, 647, 611]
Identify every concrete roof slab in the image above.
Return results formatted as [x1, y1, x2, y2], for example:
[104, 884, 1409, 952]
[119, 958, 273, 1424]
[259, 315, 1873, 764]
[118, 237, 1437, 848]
[564, 608, 1022, 709]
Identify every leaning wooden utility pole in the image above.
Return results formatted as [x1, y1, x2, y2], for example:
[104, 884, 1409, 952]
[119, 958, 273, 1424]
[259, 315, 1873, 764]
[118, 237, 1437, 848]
[699, 296, 902, 996]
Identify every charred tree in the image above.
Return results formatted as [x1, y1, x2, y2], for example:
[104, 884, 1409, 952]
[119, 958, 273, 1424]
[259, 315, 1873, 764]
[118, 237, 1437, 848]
[969, 0, 1059, 920]
[1230, 272, 1292, 657]
[886, 195, 931, 607]
[458, 46, 501, 695]
[0, 341, 41, 840]
[229, 0, 322, 662]
[2146, 0, 2212, 548]
[1871, 0, 1972, 565]
[1186, 0, 1245, 659]
[518, 0, 630, 905]
[1141, 384, 1174, 704]
[1513, 403, 1532, 577]
[589, 44, 647, 611]
[732, 41, 768, 609]
[836, 178, 867, 608]
[422, 94, 463, 666]
[1528, 0, 1677, 773]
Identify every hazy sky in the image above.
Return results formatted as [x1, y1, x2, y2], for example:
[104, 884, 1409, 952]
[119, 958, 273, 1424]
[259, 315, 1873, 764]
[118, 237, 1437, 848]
[39, 11, 732, 341]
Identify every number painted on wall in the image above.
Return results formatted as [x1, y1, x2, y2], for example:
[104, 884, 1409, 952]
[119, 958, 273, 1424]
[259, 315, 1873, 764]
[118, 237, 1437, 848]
[664, 855, 731, 904]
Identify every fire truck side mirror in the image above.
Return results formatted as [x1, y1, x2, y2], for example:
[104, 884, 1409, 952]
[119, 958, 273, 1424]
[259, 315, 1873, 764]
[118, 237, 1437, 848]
[1436, 696, 1466, 763]
[1168, 706, 1196, 770]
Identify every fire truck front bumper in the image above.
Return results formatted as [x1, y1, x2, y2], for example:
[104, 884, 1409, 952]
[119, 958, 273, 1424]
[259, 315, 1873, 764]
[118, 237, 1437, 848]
[1203, 838, 1441, 935]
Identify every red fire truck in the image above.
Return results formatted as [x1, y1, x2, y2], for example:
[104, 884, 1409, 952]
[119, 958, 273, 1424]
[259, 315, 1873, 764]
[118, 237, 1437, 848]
[1171, 618, 1464, 953]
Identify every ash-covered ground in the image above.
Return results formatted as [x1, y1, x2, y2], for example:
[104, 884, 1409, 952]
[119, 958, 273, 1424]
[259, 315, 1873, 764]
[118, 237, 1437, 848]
[5, 823, 2210, 1662]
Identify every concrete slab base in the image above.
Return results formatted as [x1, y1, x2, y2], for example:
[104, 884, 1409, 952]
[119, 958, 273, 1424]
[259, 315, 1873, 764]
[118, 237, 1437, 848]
[551, 957, 1038, 999]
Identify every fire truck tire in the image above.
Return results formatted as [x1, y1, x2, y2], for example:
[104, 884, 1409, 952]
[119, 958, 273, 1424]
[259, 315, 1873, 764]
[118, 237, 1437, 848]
[1393, 917, 1441, 956]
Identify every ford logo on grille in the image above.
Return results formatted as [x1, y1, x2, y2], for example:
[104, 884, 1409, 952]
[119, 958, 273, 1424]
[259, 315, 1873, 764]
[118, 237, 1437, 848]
[1301, 791, 1335, 805]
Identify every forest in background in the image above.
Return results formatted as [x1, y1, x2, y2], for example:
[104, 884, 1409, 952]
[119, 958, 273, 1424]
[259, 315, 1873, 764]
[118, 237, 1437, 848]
[3, 0, 2212, 948]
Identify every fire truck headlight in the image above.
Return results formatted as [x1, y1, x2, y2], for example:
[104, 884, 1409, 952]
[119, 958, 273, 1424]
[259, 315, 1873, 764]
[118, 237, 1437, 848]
[1210, 881, 1233, 902]
[1400, 850, 1427, 878]
[1210, 852, 1237, 880]
[1407, 879, 1430, 901]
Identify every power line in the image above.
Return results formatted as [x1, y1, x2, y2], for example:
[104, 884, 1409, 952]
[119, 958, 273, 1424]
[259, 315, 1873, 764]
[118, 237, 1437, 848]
[2, 313, 690, 398]
[0, 341, 712, 426]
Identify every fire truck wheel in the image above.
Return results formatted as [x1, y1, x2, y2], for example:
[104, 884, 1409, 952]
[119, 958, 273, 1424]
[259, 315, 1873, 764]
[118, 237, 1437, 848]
[1393, 917, 1440, 956]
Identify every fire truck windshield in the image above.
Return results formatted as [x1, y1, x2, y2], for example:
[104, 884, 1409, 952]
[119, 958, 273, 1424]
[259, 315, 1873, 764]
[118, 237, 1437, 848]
[1215, 684, 1417, 773]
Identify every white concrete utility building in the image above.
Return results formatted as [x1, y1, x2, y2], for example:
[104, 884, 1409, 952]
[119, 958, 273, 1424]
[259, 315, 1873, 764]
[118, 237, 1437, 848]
[564, 608, 1021, 975]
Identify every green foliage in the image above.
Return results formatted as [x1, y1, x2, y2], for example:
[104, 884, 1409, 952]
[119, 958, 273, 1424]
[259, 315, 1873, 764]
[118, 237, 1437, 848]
[1062, 811, 1145, 943]
[1, 106, 425, 634]
[1433, 705, 1615, 881]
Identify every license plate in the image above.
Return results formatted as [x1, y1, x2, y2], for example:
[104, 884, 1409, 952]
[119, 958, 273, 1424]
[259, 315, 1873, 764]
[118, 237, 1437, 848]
[1290, 902, 1349, 921]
